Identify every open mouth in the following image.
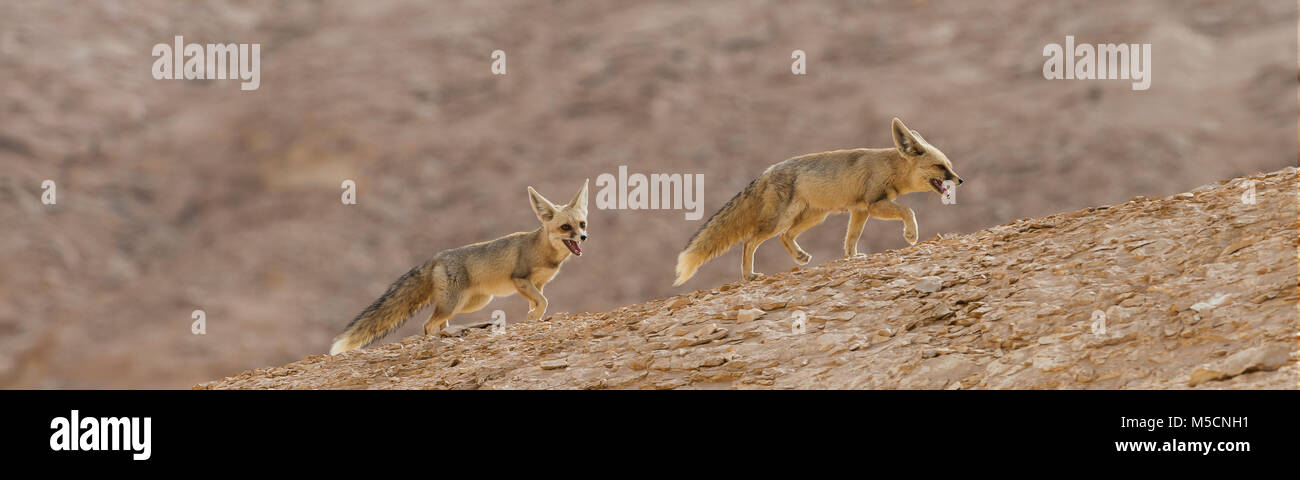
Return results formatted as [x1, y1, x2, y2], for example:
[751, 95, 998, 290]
[562, 239, 582, 256]
[930, 178, 949, 195]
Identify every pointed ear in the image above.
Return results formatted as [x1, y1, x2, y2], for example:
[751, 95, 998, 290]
[909, 129, 927, 145]
[892, 117, 926, 156]
[567, 178, 589, 211]
[527, 186, 556, 222]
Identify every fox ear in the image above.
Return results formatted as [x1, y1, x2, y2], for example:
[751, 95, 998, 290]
[892, 117, 926, 156]
[527, 186, 556, 222]
[909, 129, 927, 145]
[567, 178, 589, 211]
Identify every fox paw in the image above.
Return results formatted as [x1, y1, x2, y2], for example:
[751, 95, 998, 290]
[743, 272, 764, 282]
[793, 251, 812, 265]
[904, 229, 918, 245]
[527, 306, 547, 321]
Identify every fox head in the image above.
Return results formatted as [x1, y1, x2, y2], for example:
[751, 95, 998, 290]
[891, 117, 964, 197]
[527, 179, 589, 257]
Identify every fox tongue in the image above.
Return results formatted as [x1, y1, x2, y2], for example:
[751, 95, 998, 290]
[932, 179, 946, 194]
[564, 239, 582, 256]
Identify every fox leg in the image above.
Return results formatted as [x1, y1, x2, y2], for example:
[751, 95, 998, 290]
[741, 239, 763, 281]
[512, 277, 548, 320]
[868, 200, 918, 245]
[423, 305, 456, 335]
[844, 209, 869, 257]
[780, 209, 828, 265]
[423, 289, 463, 334]
[742, 203, 801, 281]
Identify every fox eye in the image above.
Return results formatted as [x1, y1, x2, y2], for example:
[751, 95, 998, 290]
[579, 222, 586, 229]
[560, 224, 572, 231]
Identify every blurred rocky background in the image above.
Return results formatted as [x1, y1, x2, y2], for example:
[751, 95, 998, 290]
[0, 0, 1295, 387]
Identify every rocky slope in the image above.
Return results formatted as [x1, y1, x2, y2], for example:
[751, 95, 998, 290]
[2, 1, 1296, 388]
[199, 168, 1299, 389]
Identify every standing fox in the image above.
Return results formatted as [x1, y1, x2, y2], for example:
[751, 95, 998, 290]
[330, 180, 590, 354]
[674, 118, 962, 286]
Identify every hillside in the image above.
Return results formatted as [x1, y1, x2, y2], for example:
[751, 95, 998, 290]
[2, 1, 1295, 388]
[198, 168, 1299, 389]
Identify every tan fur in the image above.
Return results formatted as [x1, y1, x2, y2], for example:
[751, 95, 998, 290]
[674, 118, 962, 286]
[330, 180, 590, 354]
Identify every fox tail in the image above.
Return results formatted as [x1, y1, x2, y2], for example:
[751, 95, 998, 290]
[330, 260, 438, 354]
[673, 179, 764, 286]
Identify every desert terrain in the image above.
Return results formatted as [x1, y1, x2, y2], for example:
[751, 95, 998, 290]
[0, 0, 1295, 387]
[201, 168, 1298, 389]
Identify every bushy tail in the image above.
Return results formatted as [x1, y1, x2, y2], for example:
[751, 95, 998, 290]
[674, 179, 763, 286]
[330, 260, 438, 354]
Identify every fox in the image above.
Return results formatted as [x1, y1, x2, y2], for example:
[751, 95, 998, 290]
[674, 118, 963, 286]
[329, 180, 590, 354]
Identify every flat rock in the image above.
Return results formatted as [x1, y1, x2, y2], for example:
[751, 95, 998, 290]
[914, 276, 944, 293]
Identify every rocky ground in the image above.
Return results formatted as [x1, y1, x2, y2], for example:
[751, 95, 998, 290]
[2, 1, 1295, 388]
[199, 168, 1300, 389]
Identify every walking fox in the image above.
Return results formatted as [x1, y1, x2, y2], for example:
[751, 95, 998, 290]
[674, 118, 962, 286]
[330, 180, 590, 354]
